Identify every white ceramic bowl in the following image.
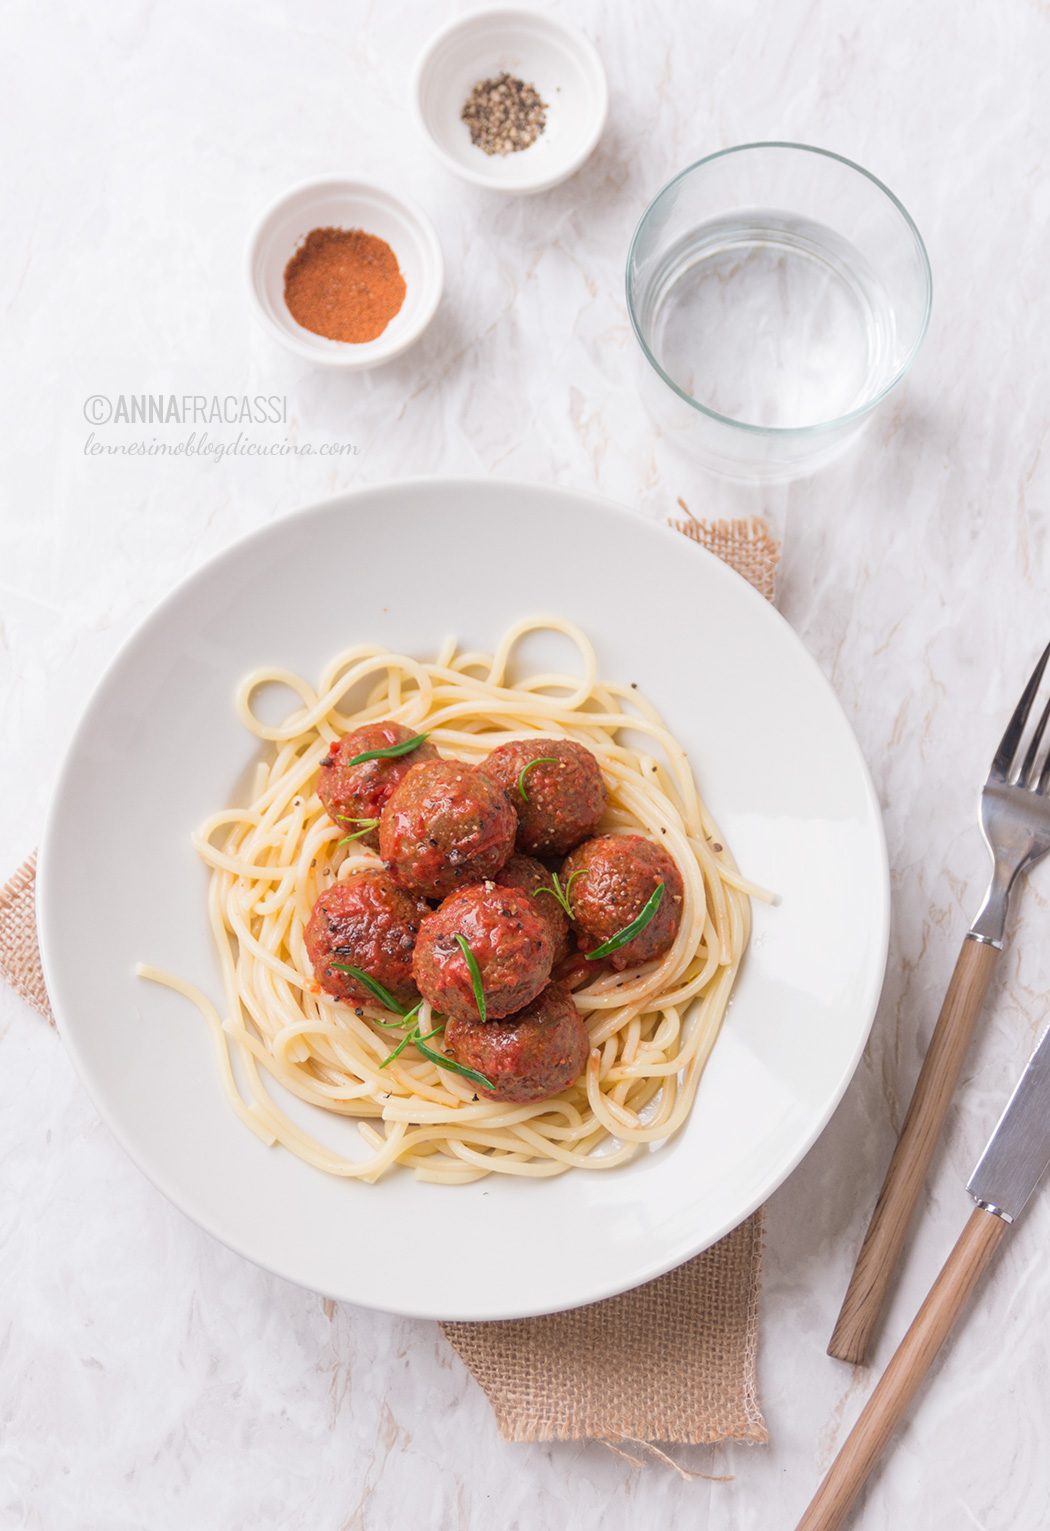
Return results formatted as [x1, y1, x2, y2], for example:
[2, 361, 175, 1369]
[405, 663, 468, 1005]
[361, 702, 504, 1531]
[38, 479, 889, 1322]
[413, 8, 607, 193]
[245, 176, 443, 368]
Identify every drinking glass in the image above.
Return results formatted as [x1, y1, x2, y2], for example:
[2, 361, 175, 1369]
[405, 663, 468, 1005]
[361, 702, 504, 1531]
[626, 143, 932, 481]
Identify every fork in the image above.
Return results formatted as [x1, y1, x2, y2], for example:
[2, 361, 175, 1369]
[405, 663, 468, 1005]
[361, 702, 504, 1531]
[828, 642, 1050, 1366]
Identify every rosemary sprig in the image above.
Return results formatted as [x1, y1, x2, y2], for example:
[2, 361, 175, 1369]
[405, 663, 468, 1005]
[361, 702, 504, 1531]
[516, 755, 557, 802]
[343, 732, 429, 769]
[378, 1008, 436, 1069]
[585, 882, 666, 960]
[533, 869, 586, 919]
[414, 1030, 496, 1091]
[454, 933, 487, 1022]
[333, 960, 494, 1088]
[335, 815, 381, 845]
[379, 1011, 495, 1090]
[379, 1030, 415, 1067]
[372, 1001, 425, 1046]
[330, 964, 402, 1011]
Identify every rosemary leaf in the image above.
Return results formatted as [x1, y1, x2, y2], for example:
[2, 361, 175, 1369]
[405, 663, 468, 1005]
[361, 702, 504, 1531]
[343, 733, 429, 769]
[330, 964, 401, 1012]
[585, 882, 666, 960]
[415, 1031, 496, 1091]
[454, 933, 487, 1022]
[516, 755, 557, 802]
[533, 868, 585, 919]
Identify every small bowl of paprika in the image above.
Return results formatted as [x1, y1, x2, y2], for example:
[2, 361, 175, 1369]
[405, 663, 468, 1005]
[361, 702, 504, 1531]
[246, 176, 444, 368]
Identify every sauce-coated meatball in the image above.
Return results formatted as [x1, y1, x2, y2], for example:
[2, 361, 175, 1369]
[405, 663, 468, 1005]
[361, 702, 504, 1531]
[445, 982, 590, 1103]
[561, 834, 683, 970]
[317, 722, 436, 849]
[495, 851, 571, 965]
[481, 738, 606, 856]
[412, 883, 554, 1023]
[379, 759, 516, 899]
[303, 869, 428, 1009]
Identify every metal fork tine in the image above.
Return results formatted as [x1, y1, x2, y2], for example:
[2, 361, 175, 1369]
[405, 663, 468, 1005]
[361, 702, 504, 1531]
[991, 642, 1050, 781]
[1019, 693, 1050, 786]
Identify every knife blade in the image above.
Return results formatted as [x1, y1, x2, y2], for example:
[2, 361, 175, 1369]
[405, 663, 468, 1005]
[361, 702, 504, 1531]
[966, 1020, 1050, 1222]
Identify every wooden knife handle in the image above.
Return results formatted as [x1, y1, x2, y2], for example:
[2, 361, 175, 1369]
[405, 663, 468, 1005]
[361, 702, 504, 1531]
[828, 935, 1000, 1365]
[798, 1207, 1009, 1531]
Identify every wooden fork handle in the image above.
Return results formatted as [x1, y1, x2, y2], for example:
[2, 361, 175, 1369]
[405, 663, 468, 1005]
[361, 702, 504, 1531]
[798, 1206, 1009, 1531]
[828, 934, 1000, 1365]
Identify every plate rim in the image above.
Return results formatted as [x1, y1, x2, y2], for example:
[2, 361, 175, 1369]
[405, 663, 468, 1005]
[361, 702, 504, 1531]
[37, 476, 890, 1319]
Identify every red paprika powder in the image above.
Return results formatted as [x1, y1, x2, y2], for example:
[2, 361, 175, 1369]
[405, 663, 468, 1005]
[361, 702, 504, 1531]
[283, 227, 406, 344]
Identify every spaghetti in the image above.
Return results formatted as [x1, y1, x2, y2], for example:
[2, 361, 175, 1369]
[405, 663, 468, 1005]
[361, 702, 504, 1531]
[138, 617, 762, 1184]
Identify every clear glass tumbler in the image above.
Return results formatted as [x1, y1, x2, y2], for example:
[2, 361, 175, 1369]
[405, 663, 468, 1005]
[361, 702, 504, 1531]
[626, 143, 932, 481]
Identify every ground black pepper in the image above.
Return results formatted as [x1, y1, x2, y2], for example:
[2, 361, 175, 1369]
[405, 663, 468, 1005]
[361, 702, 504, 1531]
[461, 72, 547, 155]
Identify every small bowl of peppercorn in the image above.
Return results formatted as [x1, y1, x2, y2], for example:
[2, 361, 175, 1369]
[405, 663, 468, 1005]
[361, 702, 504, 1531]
[246, 176, 444, 368]
[412, 8, 607, 194]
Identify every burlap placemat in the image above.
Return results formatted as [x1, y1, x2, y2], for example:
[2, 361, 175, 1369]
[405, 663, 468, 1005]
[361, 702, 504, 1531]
[0, 511, 779, 1451]
[0, 853, 49, 1019]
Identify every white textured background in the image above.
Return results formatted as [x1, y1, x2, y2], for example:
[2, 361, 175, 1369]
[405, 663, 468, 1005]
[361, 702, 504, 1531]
[2, 2, 1049, 1527]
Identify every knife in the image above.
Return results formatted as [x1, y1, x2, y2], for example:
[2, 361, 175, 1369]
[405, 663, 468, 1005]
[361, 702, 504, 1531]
[796, 1020, 1050, 1531]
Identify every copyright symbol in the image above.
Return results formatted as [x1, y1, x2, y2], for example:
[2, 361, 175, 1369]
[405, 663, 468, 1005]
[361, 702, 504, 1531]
[84, 394, 112, 424]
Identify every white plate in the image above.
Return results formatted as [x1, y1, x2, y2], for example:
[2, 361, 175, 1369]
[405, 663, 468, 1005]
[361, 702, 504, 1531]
[38, 479, 888, 1321]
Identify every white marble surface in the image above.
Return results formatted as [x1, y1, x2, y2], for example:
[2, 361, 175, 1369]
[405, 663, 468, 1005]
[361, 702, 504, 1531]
[2, 2, 1050, 1526]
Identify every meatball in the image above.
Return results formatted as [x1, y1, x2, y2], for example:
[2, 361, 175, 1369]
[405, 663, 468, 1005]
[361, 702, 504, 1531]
[379, 758, 516, 899]
[495, 852, 571, 965]
[561, 834, 684, 970]
[317, 721, 437, 849]
[303, 869, 428, 1009]
[412, 883, 554, 1023]
[481, 737, 606, 856]
[445, 982, 591, 1103]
